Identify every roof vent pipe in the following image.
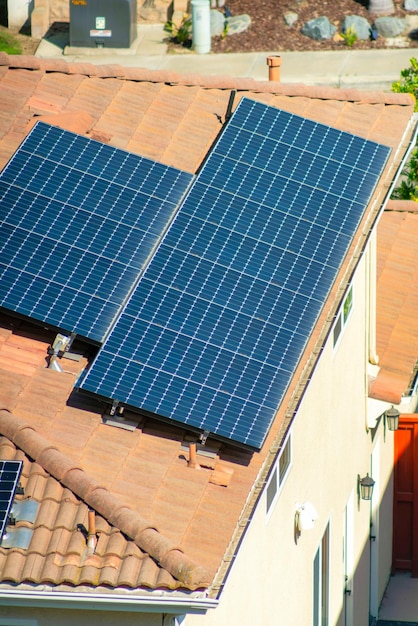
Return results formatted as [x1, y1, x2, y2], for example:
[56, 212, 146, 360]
[267, 55, 282, 82]
[188, 442, 201, 470]
[87, 509, 97, 553]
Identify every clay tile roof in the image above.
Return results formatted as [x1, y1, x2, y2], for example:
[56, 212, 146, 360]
[0, 54, 415, 598]
[0, 315, 262, 592]
[0, 409, 209, 590]
[0, 51, 414, 174]
[370, 200, 418, 403]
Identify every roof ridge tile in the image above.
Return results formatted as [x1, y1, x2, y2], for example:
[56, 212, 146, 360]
[0, 409, 210, 587]
[0, 53, 413, 106]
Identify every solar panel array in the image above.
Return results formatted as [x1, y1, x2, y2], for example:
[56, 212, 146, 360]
[78, 98, 391, 448]
[0, 460, 23, 543]
[0, 122, 193, 343]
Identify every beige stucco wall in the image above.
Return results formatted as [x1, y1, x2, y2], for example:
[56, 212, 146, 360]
[186, 241, 395, 626]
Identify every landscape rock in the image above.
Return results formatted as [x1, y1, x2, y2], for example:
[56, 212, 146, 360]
[342, 15, 371, 40]
[368, 0, 395, 14]
[211, 0, 226, 7]
[284, 11, 298, 27]
[226, 14, 251, 36]
[210, 9, 226, 36]
[374, 16, 406, 37]
[405, 0, 418, 10]
[301, 16, 337, 40]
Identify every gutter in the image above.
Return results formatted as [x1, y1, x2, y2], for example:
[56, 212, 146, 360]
[0, 588, 218, 614]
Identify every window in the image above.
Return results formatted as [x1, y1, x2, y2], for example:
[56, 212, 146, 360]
[313, 523, 330, 626]
[333, 285, 353, 348]
[266, 433, 292, 515]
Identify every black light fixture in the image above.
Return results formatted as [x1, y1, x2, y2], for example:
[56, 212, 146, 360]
[358, 473, 375, 502]
[385, 406, 400, 432]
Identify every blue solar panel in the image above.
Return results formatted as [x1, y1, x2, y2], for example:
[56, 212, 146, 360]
[0, 460, 23, 543]
[78, 98, 391, 448]
[0, 122, 193, 342]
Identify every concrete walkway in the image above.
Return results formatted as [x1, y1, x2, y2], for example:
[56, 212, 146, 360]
[378, 572, 418, 623]
[35, 23, 418, 91]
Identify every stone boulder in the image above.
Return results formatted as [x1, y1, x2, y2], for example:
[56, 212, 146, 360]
[301, 16, 337, 40]
[342, 15, 371, 40]
[405, 0, 418, 10]
[374, 16, 406, 37]
[368, 0, 395, 14]
[284, 11, 298, 27]
[226, 14, 251, 36]
[210, 9, 226, 36]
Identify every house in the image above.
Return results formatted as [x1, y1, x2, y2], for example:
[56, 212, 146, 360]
[375, 199, 418, 585]
[0, 51, 417, 626]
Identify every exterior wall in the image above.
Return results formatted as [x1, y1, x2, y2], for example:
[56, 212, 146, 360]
[186, 241, 395, 626]
[0, 605, 164, 626]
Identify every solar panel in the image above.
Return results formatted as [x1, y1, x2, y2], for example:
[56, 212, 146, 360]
[0, 460, 23, 544]
[0, 122, 193, 342]
[78, 98, 391, 448]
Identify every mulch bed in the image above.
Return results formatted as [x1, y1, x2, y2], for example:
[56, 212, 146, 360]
[209, 0, 418, 53]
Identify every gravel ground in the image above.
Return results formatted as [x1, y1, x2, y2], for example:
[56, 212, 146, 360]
[3, 0, 418, 56]
[210, 0, 418, 53]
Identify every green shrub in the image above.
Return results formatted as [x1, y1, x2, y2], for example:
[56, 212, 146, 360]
[164, 14, 192, 46]
[391, 58, 418, 200]
[391, 147, 418, 201]
[0, 29, 22, 54]
[341, 26, 357, 47]
[392, 56, 418, 111]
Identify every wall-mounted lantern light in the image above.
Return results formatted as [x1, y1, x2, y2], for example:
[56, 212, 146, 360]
[385, 406, 400, 432]
[358, 473, 375, 504]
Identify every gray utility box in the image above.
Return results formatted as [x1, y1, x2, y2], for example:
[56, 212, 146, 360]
[69, 0, 137, 48]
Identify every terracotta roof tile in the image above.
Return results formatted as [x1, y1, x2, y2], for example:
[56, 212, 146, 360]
[0, 408, 210, 588]
[370, 201, 418, 402]
[2, 550, 26, 582]
[0, 55, 415, 597]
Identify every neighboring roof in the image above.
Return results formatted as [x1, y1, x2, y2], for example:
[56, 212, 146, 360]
[0, 53, 416, 599]
[370, 200, 418, 404]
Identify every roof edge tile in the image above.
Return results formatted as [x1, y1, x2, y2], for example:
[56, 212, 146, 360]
[386, 199, 418, 212]
[0, 53, 413, 105]
[0, 409, 210, 588]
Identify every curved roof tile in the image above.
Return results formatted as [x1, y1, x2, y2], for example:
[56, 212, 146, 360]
[0, 411, 210, 588]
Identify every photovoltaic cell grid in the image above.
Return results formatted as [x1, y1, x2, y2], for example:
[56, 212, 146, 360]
[79, 98, 391, 449]
[0, 460, 23, 543]
[0, 122, 193, 343]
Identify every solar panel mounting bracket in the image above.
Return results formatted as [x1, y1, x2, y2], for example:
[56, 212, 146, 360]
[109, 399, 123, 417]
[199, 430, 210, 446]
